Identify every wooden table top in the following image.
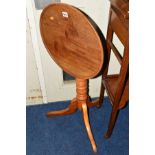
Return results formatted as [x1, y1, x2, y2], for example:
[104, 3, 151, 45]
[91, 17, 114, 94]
[40, 3, 104, 79]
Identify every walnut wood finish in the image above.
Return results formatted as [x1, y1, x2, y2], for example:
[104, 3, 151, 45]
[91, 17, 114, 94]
[40, 3, 103, 79]
[98, 0, 129, 138]
[40, 3, 104, 152]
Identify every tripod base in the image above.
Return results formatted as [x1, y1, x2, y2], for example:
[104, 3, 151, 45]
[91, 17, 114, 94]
[47, 79, 100, 153]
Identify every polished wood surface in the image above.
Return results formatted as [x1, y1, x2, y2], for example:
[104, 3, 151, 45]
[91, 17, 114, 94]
[40, 3, 104, 153]
[40, 3, 103, 79]
[98, 0, 129, 138]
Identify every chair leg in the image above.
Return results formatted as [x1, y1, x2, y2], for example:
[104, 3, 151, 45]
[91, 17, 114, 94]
[104, 104, 119, 138]
[81, 102, 97, 153]
[47, 98, 78, 117]
[97, 82, 106, 108]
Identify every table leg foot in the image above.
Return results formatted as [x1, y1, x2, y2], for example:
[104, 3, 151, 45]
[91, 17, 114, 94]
[104, 133, 110, 139]
[47, 98, 78, 117]
[87, 98, 100, 108]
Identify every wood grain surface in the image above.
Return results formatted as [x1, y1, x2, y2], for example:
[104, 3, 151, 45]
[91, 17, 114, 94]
[40, 3, 104, 79]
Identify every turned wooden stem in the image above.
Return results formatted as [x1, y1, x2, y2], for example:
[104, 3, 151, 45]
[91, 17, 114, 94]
[76, 79, 87, 101]
[76, 79, 87, 109]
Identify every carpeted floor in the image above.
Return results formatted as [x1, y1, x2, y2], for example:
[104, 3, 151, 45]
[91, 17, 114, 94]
[26, 97, 129, 155]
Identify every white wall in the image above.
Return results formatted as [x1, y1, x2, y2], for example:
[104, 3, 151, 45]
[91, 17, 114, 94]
[26, 16, 43, 105]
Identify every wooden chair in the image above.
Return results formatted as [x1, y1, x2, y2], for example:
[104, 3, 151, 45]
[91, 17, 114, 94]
[40, 3, 105, 152]
[98, 0, 129, 138]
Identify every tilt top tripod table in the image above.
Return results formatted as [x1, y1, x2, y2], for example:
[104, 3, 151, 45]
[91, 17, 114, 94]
[40, 3, 104, 152]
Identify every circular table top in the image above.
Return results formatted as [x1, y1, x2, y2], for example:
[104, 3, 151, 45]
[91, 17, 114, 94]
[40, 3, 104, 79]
